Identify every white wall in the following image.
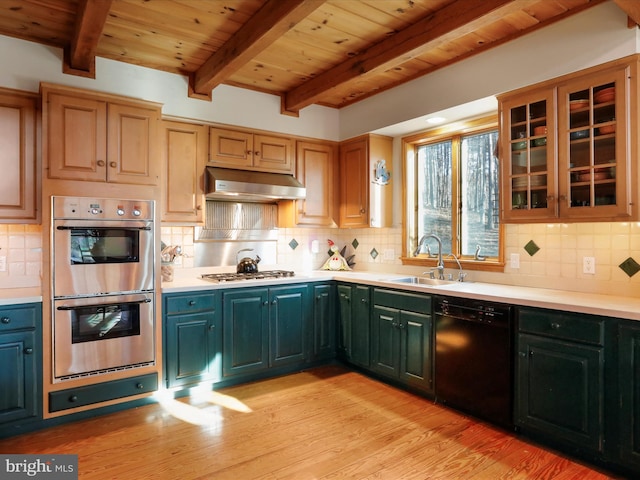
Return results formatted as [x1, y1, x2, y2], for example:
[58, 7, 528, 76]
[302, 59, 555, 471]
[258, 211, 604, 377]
[339, 1, 640, 140]
[0, 36, 340, 141]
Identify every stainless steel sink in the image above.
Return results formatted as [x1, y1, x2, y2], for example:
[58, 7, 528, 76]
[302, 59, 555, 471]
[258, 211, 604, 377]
[388, 276, 461, 286]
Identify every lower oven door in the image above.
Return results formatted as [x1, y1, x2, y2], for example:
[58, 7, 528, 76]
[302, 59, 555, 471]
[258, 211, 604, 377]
[53, 292, 155, 380]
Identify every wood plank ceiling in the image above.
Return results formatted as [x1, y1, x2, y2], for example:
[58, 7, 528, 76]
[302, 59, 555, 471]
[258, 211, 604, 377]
[0, 0, 635, 114]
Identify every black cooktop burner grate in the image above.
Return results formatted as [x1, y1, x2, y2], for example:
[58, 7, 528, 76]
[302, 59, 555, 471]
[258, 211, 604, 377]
[200, 270, 295, 283]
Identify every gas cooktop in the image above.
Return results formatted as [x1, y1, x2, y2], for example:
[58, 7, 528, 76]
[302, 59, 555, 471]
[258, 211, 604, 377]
[200, 270, 295, 283]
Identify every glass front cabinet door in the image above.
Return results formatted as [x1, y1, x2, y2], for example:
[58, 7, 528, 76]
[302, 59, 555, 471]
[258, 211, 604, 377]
[500, 88, 557, 222]
[557, 65, 631, 220]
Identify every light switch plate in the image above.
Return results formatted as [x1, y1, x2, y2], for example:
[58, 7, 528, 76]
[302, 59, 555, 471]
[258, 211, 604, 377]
[0, 256, 6, 272]
[510, 253, 520, 269]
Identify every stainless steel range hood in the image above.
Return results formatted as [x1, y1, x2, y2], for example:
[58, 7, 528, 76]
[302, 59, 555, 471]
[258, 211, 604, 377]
[205, 167, 306, 202]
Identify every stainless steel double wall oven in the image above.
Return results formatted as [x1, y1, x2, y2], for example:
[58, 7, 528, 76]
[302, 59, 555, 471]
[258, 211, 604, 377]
[51, 196, 156, 381]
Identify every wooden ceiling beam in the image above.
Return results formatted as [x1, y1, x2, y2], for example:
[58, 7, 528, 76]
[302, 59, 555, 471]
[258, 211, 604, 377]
[613, 0, 640, 27]
[64, 0, 113, 78]
[190, 0, 326, 100]
[283, 0, 537, 113]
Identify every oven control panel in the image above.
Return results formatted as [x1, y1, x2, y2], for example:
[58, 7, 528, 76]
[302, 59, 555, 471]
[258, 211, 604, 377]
[53, 196, 154, 221]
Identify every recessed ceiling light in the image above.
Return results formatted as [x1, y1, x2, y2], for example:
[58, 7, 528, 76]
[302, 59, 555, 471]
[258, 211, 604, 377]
[426, 116, 445, 124]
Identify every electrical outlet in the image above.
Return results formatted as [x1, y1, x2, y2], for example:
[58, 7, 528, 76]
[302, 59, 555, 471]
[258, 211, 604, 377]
[383, 249, 395, 261]
[0, 256, 6, 272]
[510, 253, 520, 269]
[583, 256, 596, 274]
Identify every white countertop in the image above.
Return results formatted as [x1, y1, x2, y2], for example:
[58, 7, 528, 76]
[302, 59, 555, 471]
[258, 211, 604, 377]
[163, 268, 640, 322]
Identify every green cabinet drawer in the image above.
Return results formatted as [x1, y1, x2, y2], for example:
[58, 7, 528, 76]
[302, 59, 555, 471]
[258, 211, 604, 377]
[0, 304, 38, 332]
[49, 373, 157, 412]
[164, 292, 217, 315]
[373, 289, 431, 314]
[518, 307, 605, 346]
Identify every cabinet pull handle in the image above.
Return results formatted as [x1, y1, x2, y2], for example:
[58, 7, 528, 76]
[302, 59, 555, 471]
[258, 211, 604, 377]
[109, 161, 117, 168]
[1, 317, 10, 324]
[24, 347, 33, 354]
[209, 325, 215, 331]
[271, 299, 277, 305]
[136, 383, 144, 389]
[361, 298, 367, 304]
[263, 301, 269, 306]
[188, 300, 196, 306]
[96, 160, 105, 167]
[550, 322, 561, 329]
[69, 395, 78, 403]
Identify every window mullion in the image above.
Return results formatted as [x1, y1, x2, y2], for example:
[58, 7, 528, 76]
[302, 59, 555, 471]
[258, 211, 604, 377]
[451, 135, 461, 256]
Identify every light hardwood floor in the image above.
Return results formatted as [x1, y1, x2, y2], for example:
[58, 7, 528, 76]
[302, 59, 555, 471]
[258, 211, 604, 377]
[0, 366, 622, 479]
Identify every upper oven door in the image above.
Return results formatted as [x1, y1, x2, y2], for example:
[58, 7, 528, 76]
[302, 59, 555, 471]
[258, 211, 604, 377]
[53, 219, 154, 298]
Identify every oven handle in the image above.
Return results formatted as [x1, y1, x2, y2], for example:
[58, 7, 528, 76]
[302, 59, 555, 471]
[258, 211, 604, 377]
[56, 226, 152, 231]
[56, 298, 152, 311]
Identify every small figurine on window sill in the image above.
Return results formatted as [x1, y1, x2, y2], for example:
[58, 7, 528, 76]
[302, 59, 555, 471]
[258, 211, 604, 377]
[321, 239, 352, 271]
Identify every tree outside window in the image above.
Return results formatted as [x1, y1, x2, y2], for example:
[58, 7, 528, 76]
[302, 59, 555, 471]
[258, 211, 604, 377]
[403, 117, 503, 269]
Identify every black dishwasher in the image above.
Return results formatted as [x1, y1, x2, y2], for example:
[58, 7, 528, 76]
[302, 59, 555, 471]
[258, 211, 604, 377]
[434, 296, 514, 429]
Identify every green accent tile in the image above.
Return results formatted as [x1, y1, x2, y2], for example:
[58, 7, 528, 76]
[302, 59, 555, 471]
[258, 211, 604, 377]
[524, 240, 540, 256]
[352, 239, 359, 249]
[288, 238, 299, 250]
[619, 257, 640, 277]
[370, 248, 378, 259]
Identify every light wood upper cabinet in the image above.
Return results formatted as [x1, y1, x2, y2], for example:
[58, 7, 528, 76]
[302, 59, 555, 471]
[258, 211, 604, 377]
[0, 89, 38, 223]
[339, 134, 393, 228]
[499, 56, 638, 223]
[209, 127, 293, 174]
[280, 140, 338, 227]
[500, 87, 557, 222]
[42, 84, 161, 185]
[161, 120, 208, 223]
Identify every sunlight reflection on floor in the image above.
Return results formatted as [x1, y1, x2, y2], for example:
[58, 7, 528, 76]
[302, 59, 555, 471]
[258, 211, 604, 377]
[153, 386, 253, 427]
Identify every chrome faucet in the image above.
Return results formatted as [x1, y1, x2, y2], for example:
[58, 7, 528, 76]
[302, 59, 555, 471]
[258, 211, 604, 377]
[415, 234, 444, 280]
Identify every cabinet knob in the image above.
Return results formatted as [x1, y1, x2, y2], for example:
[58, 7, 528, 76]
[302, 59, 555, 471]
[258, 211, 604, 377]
[96, 160, 105, 167]
[109, 161, 117, 168]
[136, 383, 144, 389]
[69, 395, 78, 403]
[1, 317, 10, 324]
[196, 204, 202, 210]
[398, 322, 405, 329]
[360, 298, 367, 304]
[209, 325, 215, 331]
[550, 322, 561, 329]
[24, 347, 33, 354]
[254, 151, 260, 156]
[263, 301, 269, 306]
[519, 351, 527, 358]
[271, 299, 277, 305]
[189, 300, 196, 306]
[360, 208, 366, 214]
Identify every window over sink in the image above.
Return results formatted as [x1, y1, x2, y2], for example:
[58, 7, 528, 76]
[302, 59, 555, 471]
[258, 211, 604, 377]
[402, 116, 504, 271]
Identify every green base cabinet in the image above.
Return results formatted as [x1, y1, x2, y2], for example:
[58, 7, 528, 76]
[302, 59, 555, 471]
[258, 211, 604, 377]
[311, 283, 336, 362]
[371, 289, 433, 394]
[516, 307, 606, 456]
[0, 303, 42, 428]
[223, 285, 309, 378]
[337, 283, 370, 368]
[618, 321, 640, 471]
[163, 292, 222, 388]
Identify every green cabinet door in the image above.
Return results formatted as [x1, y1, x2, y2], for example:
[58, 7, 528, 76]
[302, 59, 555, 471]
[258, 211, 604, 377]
[311, 283, 336, 361]
[0, 303, 41, 429]
[269, 285, 308, 367]
[165, 312, 222, 388]
[399, 310, 432, 390]
[516, 333, 604, 454]
[223, 288, 269, 377]
[371, 305, 400, 377]
[619, 322, 640, 470]
[164, 292, 221, 388]
[0, 330, 38, 424]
